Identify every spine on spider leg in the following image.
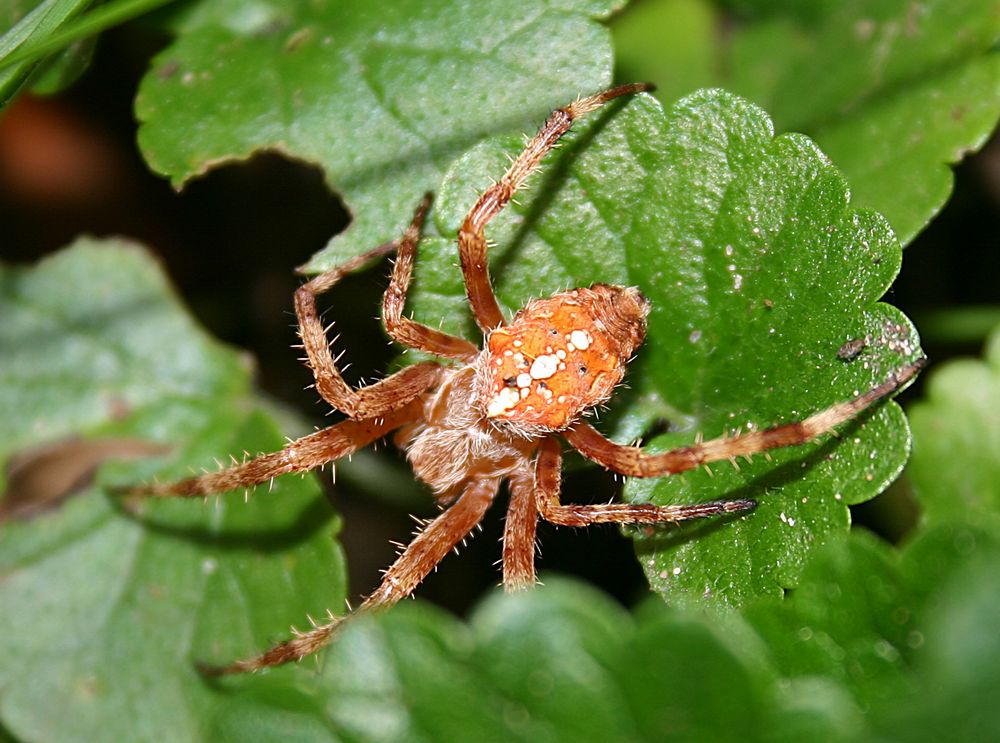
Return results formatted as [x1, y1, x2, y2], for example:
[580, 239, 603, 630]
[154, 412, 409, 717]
[463, 82, 655, 233]
[121, 402, 425, 499]
[679, 358, 927, 471]
[566, 358, 926, 478]
[458, 82, 653, 332]
[199, 477, 499, 676]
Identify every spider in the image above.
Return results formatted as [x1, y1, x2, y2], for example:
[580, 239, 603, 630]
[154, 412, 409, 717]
[133, 83, 923, 675]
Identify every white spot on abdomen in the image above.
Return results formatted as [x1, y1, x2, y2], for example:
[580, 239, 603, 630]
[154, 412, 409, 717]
[529, 354, 559, 379]
[569, 330, 591, 350]
[486, 387, 520, 417]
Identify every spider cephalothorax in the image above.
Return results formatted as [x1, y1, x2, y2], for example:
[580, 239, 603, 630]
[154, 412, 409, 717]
[132, 83, 923, 674]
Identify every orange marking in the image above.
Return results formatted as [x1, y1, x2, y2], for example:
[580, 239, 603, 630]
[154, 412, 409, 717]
[483, 292, 625, 430]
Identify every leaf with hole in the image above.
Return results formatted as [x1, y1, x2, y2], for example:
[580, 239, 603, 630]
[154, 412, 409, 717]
[134, 0, 621, 271]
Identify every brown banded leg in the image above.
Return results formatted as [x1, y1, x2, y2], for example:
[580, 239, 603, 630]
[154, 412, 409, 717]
[382, 194, 479, 360]
[131, 398, 425, 497]
[457, 83, 653, 332]
[532, 438, 754, 527]
[502, 468, 539, 591]
[565, 359, 926, 478]
[202, 477, 499, 675]
[295, 200, 473, 419]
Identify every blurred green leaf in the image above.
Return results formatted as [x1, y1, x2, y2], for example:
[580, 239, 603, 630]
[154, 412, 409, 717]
[0, 240, 346, 742]
[744, 531, 915, 708]
[0, 0, 92, 105]
[613, 0, 1000, 245]
[209, 578, 787, 742]
[872, 524, 1000, 742]
[741, 524, 1000, 743]
[134, 0, 621, 272]
[907, 325, 1000, 532]
[25, 32, 95, 93]
[612, 0, 717, 105]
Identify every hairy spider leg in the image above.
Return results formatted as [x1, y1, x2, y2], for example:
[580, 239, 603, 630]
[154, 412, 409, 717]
[534, 437, 755, 527]
[563, 359, 926, 477]
[295, 196, 474, 420]
[501, 467, 541, 590]
[130, 398, 426, 497]
[202, 477, 499, 675]
[458, 82, 654, 332]
[382, 193, 479, 360]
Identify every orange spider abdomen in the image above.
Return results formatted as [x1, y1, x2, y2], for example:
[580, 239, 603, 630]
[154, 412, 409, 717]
[477, 284, 650, 432]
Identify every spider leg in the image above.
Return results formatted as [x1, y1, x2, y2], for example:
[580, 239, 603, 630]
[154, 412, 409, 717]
[295, 201, 472, 419]
[458, 83, 653, 333]
[382, 194, 479, 360]
[564, 359, 926, 478]
[533, 437, 753, 527]
[201, 477, 499, 675]
[502, 466, 540, 591]
[129, 398, 425, 497]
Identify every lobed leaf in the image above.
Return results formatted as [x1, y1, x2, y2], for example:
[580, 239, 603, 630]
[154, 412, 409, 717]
[421, 89, 922, 606]
[614, 0, 1000, 245]
[0, 240, 346, 742]
[134, 0, 620, 272]
[907, 324, 1000, 533]
[206, 527, 1000, 742]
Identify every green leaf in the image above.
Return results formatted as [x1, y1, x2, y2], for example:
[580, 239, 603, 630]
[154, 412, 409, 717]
[729, 1, 1000, 133]
[207, 578, 790, 742]
[743, 531, 915, 709]
[422, 89, 921, 606]
[613, 0, 1000, 245]
[0, 0, 92, 106]
[0, 239, 346, 742]
[907, 325, 1000, 533]
[809, 53, 1000, 248]
[134, 0, 619, 271]
[872, 524, 1000, 742]
[740, 524, 1000, 742]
